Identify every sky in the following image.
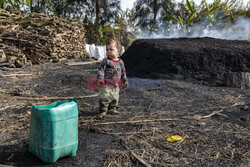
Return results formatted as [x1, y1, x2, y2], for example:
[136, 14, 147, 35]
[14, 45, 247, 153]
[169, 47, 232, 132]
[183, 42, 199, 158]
[120, 0, 249, 11]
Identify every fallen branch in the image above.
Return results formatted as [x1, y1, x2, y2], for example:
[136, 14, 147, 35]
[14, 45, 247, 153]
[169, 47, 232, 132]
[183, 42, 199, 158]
[91, 118, 176, 125]
[3, 73, 33, 77]
[0, 93, 98, 100]
[192, 109, 227, 120]
[65, 61, 99, 66]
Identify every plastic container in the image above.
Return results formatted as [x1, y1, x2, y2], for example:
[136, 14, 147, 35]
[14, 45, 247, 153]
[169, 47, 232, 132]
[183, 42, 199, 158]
[29, 99, 78, 163]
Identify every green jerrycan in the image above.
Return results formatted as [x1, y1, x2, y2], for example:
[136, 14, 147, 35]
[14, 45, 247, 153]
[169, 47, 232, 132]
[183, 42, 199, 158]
[29, 99, 78, 163]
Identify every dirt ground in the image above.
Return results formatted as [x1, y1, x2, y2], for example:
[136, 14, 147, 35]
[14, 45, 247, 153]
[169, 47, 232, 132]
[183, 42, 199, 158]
[0, 57, 249, 167]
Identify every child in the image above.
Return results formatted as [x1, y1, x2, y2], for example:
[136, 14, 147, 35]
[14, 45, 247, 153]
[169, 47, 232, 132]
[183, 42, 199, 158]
[97, 39, 128, 118]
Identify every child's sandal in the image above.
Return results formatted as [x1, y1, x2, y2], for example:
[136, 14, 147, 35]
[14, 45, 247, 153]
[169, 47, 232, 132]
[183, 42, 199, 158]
[108, 110, 119, 115]
[97, 112, 106, 118]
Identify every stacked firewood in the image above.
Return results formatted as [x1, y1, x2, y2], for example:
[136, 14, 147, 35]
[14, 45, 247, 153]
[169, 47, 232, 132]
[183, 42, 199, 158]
[0, 9, 88, 68]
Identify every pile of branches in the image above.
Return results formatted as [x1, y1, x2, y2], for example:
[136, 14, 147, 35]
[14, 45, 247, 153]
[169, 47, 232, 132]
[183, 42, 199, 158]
[0, 9, 88, 68]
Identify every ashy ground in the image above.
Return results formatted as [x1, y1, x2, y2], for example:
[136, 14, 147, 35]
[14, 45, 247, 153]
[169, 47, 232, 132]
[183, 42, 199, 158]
[0, 58, 249, 167]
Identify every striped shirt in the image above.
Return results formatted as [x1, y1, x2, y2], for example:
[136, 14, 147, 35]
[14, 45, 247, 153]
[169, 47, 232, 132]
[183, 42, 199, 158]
[97, 58, 128, 88]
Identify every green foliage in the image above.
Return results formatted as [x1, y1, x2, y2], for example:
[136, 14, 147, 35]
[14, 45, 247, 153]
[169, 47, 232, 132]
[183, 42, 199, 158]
[186, 0, 194, 13]
[0, 0, 35, 9]
[133, 0, 174, 32]
[0, 0, 8, 9]
[84, 8, 137, 49]
[164, 0, 248, 28]
[114, 9, 138, 48]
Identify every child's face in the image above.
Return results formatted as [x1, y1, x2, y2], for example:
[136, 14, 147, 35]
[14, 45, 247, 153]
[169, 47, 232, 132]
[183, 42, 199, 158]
[106, 43, 120, 59]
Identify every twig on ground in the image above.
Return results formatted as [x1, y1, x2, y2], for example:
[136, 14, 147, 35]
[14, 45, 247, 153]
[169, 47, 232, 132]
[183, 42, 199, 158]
[156, 143, 201, 160]
[3, 74, 33, 77]
[82, 101, 91, 106]
[91, 118, 176, 125]
[0, 137, 28, 146]
[56, 88, 73, 93]
[191, 109, 227, 120]
[86, 126, 154, 135]
[174, 135, 187, 149]
[0, 106, 14, 111]
[125, 146, 152, 167]
[0, 93, 98, 100]
[146, 92, 156, 110]
[0, 88, 12, 94]
[65, 61, 99, 66]
[128, 92, 156, 122]
[128, 107, 143, 122]
[130, 150, 152, 167]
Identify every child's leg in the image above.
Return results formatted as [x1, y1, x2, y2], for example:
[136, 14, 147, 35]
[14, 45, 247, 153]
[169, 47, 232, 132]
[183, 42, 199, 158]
[99, 99, 109, 113]
[98, 88, 112, 114]
[108, 89, 120, 113]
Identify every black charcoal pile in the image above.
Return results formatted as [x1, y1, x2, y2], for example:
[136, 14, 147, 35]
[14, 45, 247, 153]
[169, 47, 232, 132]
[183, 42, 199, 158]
[122, 37, 250, 89]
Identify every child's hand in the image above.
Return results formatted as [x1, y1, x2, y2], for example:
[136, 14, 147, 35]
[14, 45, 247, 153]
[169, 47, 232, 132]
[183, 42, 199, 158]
[98, 79, 104, 85]
[124, 82, 128, 88]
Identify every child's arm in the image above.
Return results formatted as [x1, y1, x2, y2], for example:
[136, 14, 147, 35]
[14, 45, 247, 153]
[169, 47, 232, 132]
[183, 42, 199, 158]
[97, 59, 106, 84]
[120, 60, 128, 87]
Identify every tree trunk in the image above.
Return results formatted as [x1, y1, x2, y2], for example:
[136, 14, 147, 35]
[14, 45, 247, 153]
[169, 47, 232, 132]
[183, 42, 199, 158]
[30, 0, 33, 13]
[95, 0, 100, 27]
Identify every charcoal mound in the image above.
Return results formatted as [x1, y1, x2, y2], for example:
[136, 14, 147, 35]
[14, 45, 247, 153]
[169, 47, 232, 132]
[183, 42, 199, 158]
[122, 37, 250, 88]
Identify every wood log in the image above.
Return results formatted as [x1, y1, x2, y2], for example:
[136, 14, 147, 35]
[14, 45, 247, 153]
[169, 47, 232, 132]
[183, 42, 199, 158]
[0, 8, 87, 68]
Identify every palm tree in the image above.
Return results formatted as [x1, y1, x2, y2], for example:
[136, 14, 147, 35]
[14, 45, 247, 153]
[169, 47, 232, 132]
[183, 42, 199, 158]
[164, 0, 246, 28]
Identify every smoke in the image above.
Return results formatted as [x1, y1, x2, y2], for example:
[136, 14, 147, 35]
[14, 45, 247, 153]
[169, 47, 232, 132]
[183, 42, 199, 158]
[137, 18, 250, 40]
